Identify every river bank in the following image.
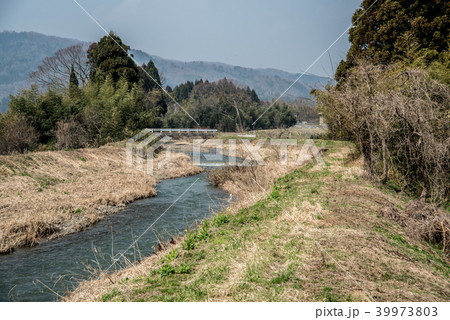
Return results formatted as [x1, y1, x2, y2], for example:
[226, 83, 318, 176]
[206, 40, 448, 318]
[66, 140, 450, 302]
[0, 141, 203, 254]
[0, 171, 229, 301]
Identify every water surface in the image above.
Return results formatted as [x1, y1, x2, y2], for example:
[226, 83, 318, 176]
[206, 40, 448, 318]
[0, 167, 229, 301]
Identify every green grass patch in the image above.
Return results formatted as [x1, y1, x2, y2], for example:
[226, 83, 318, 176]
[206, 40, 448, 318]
[101, 288, 123, 302]
[213, 212, 230, 226]
[270, 264, 296, 284]
[160, 249, 179, 264]
[319, 286, 340, 302]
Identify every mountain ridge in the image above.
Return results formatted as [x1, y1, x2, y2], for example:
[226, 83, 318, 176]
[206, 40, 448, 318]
[130, 49, 329, 101]
[0, 31, 330, 112]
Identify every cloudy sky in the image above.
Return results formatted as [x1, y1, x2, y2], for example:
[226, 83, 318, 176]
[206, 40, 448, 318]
[0, 0, 361, 77]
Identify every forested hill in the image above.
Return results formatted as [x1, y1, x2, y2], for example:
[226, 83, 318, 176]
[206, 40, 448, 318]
[0, 31, 330, 112]
[130, 49, 330, 101]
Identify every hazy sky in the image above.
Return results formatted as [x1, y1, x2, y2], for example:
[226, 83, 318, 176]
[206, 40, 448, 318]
[0, 0, 362, 77]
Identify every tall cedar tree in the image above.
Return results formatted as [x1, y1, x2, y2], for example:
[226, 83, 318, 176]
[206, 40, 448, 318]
[140, 59, 161, 92]
[68, 64, 79, 97]
[336, 0, 449, 81]
[87, 32, 139, 84]
[139, 59, 167, 114]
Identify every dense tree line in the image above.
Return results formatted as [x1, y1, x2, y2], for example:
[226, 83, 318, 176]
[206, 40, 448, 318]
[315, 0, 449, 202]
[0, 32, 165, 153]
[163, 78, 296, 132]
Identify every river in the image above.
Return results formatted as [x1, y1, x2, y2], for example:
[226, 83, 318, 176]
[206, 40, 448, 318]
[0, 152, 233, 301]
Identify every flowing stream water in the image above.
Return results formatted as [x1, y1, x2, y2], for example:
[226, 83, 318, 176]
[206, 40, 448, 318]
[0, 151, 233, 301]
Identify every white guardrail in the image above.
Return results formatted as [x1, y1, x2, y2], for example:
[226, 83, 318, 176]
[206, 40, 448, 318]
[147, 128, 218, 134]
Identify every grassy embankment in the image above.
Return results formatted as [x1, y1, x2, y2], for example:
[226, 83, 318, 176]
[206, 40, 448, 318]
[67, 140, 449, 301]
[0, 141, 203, 254]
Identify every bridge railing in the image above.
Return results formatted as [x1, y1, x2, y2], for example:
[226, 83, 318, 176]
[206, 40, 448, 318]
[147, 128, 218, 134]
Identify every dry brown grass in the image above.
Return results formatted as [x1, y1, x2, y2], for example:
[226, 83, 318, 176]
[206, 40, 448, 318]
[379, 200, 450, 255]
[208, 142, 315, 212]
[65, 140, 450, 302]
[0, 143, 202, 254]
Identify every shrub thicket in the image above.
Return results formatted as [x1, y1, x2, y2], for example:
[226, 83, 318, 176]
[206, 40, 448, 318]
[315, 63, 449, 202]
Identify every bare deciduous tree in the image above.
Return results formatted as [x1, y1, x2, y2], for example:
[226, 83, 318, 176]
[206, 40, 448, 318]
[29, 43, 90, 90]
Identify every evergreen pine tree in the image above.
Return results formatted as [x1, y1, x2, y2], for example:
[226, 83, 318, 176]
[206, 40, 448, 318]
[140, 59, 162, 92]
[68, 64, 79, 97]
[87, 32, 139, 85]
[336, 0, 449, 81]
